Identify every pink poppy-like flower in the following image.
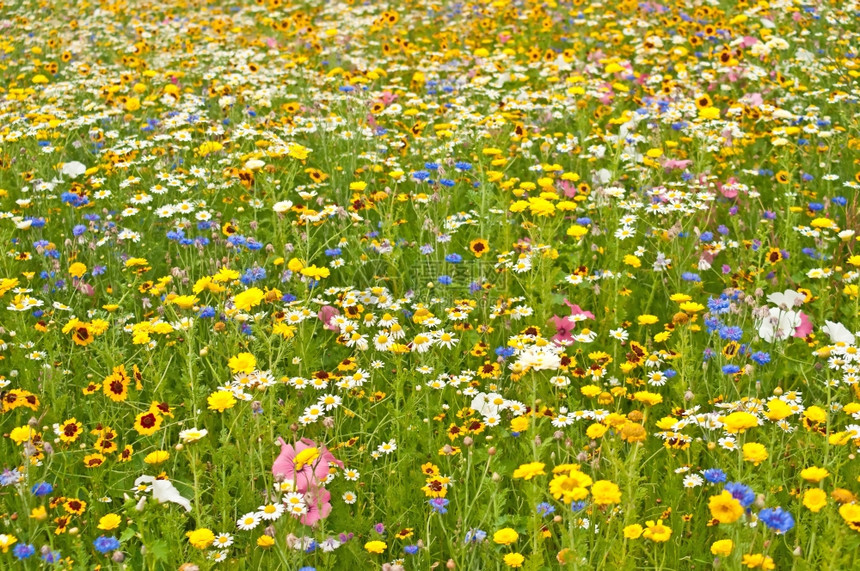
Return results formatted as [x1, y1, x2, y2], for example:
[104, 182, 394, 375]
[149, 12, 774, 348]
[272, 437, 343, 493]
[300, 486, 332, 527]
[318, 305, 340, 331]
[793, 312, 813, 338]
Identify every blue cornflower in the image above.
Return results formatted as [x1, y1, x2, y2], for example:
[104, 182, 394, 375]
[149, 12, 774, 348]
[324, 248, 342, 257]
[72, 225, 87, 236]
[404, 545, 419, 555]
[464, 529, 487, 543]
[240, 267, 266, 285]
[13, 544, 35, 560]
[681, 272, 701, 282]
[445, 253, 463, 263]
[707, 297, 731, 314]
[439, 179, 455, 187]
[454, 162, 472, 171]
[495, 346, 515, 358]
[31, 482, 53, 496]
[702, 469, 726, 484]
[537, 502, 555, 516]
[198, 306, 216, 318]
[750, 351, 770, 365]
[94, 536, 120, 554]
[719, 325, 743, 341]
[700, 231, 714, 242]
[724, 482, 755, 507]
[429, 498, 449, 514]
[570, 501, 588, 512]
[412, 170, 431, 181]
[438, 275, 452, 285]
[722, 364, 740, 374]
[759, 507, 794, 534]
[704, 317, 723, 333]
[42, 550, 62, 563]
[419, 244, 434, 255]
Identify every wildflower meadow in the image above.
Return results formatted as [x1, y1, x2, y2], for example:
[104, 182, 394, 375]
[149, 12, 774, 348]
[2, 0, 860, 568]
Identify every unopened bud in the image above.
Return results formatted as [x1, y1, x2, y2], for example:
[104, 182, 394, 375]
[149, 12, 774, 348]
[487, 446, 496, 456]
[462, 436, 473, 447]
[112, 551, 125, 563]
[446, 558, 456, 569]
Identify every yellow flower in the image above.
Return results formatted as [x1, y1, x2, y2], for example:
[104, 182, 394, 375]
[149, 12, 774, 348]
[637, 314, 658, 325]
[0, 534, 17, 553]
[708, 491, 743, 523]
[839, 503, 860, 531]
[510, 416, 529, 432]
[9, 425, 36, 445]
[257, 535, 275, 548]
[591, 480, 621, 505]
[364, 540, 387, 554]
[698, 106, 720, 120]
[493, 528, 519, 545]
[186, 528, 215, 549]
[586, 423, 608, 439]
[168, 295, 198, 310]
[196, 141, 223, 157]
[30, 506, 47, 521]
[98, 513, 122, 531]
[742, 442, 768, 466]
[567, 225, 588, 238]
[721, 411, 759, 434]
[549, 471, 592, 504]
[642, 519, 672, 542]
[228, 352, 256, 374]
[742, 554, 775, 569]
[623, 254, 641, 268]
[300, 265, 331, 279]
[800, 466, 829, 483]
[633, 391, 663, 406]
[287, 257, 305, 272]
[504, 552, 525, 568]
[623, 524, 643, 539]
[679, 301, 704, 313]
[512, 462, 545, 480]
[207, 390, 237, 412]
[69, 262, 87, 278]
[765, 399, 793, 421]
[233, 287, 265, 311]
[710, 539, 734, 556]
[803, 488, 827, 513]
[124, 97, 141, 112]
[144, 450, 170, 464]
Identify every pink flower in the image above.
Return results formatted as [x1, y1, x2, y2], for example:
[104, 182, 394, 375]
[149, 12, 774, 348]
[272, 438, 343, 493]
[564, 300, 595, 320]
[662, 159, 691, 172]
[551, 301, 594, 345]
[716, 177, 739, 199]
[793, 312, 813, 338]
[551, 315, 576, 345]
[300, 486, 332, 527]
[318, 305, 340, 331]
